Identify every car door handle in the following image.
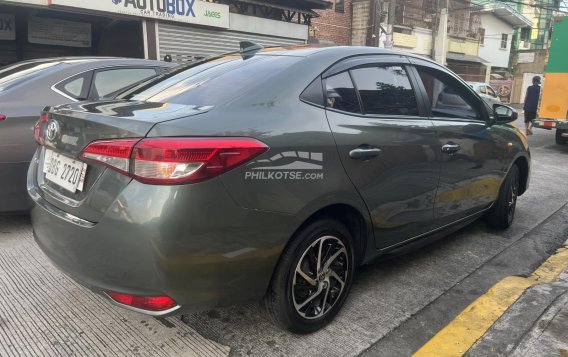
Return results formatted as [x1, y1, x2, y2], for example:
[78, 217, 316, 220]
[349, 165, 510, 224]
[442, 142, 461, 154]
[349, 146, 382, 160]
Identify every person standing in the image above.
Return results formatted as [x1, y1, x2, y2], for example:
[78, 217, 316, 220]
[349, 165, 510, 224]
[523, 76, 541, 135]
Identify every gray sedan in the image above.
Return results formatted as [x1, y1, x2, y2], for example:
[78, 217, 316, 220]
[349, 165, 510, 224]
[0, 57, 177, 212]
[29, 46, 529, 333]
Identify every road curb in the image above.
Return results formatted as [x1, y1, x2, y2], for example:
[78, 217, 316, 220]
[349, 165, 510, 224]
[411, 240, 568, 357]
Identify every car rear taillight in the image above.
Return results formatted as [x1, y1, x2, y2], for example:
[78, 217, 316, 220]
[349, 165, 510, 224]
[34, 112, 49, 145]
[81, 139, 140, 175]
[105, 291, 178, 312]
[0, 114, 6, 121]
[80, 137, 268, 184]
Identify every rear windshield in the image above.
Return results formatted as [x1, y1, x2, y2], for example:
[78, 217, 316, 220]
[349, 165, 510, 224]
[121, 55, 301, 106]
[0, 61, 61, 92]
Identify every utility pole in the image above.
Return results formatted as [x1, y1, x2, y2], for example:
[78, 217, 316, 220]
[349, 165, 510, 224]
[384, 0, 396, 48]
[374, 0, 382, 47]
[434, 8, 448, 65]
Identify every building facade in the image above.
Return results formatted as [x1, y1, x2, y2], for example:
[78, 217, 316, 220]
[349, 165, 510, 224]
[0, 0, 331, 66]
[509, 0, 560, 103]
[311, 0, 352, 45]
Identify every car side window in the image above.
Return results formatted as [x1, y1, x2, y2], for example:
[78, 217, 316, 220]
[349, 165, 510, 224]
[350, 65, 418, 116]
[91, 67, 158, 99]
[486, 85, 497, 98]
[416, 68, 481, 120]
[324, 72, 361, 114]
[53, 71, 92, 100]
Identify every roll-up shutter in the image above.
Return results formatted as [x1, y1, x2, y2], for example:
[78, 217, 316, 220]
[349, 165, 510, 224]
[0, 43, 17, 66]
[157, 22, 305, 64]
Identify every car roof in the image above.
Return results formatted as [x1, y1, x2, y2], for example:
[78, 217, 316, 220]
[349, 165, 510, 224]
[259, 45, 430, 60]
[3, 57, 176, 68]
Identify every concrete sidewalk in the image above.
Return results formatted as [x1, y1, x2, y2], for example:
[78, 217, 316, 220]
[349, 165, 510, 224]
[411, 239, 568, 357]
[468, 264, 568, 357]
[0, 215, 230, 357]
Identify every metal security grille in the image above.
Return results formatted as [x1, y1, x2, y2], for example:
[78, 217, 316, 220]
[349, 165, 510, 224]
[157, 22, 305, 64]
[0, 44, 17, 66]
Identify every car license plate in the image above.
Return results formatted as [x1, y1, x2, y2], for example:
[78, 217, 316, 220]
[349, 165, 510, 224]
[43, 149, 87, 193]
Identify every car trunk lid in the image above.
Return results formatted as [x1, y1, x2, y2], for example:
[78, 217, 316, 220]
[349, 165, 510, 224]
[34, 99, 211, 222]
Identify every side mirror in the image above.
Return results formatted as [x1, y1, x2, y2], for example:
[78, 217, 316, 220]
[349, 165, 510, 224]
[493, 104, 518, 124]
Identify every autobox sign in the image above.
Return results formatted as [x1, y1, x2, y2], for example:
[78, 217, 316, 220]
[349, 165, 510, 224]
[0, 14, 15, 41]
[49, 0, 229, 28]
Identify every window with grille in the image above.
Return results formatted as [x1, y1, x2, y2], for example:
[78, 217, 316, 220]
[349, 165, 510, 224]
[335, 0, 345, 12]
[500, 34, 508, 49]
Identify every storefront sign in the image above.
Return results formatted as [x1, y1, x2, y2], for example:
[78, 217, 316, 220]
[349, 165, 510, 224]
[517, 52, 535, 64]
[28, 17, 91, 47]
[490, 79, 513, 103]
[0, 14, 15, 40]
[49, 0, 230, 28]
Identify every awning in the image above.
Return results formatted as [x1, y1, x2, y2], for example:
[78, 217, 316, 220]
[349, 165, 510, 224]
[480, 4, 533, 28]
[234, 0, 332, 16]
[446, 52, 489, 64]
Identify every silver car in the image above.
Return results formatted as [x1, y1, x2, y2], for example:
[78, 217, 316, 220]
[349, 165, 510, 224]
[0, 57, 177, 212]
[468, 82, 502, 106]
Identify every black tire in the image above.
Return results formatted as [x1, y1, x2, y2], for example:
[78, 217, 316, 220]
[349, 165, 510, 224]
[486, 164, 520, 229]
[556, 129, 567, 145]
[263, 218, 355, 334]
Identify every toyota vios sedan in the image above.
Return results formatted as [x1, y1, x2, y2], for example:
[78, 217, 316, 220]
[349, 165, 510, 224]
[29, 46, 530, 333]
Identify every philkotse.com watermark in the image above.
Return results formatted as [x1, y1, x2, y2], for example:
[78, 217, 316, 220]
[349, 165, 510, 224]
[244, 151, 324, 180]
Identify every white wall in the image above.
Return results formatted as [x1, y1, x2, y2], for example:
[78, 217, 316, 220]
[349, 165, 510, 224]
[229, 13, 307, 41]
[0, 0, 47, 4]
[479, 13, 513, 68]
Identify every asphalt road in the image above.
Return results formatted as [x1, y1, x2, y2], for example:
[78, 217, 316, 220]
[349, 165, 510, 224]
[1, 117, 567, 357]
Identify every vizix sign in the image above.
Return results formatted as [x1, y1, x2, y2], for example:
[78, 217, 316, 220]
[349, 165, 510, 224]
[49, 0, 229, 28]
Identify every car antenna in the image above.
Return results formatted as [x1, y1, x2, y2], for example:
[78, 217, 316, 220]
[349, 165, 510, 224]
[240, 41, 264, 60]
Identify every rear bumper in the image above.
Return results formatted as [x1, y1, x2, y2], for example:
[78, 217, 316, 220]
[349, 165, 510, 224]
[533, 119, 568, 130]
[28, 151, 297, 315]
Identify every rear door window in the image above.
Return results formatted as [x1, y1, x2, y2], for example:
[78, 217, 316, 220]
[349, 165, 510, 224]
[350, 65, 419, 116]
[486, 85, 497, 98]
[91, 67, 158, 99]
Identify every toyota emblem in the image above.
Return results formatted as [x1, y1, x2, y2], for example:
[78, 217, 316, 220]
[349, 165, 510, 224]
[46, 120, 60, 142]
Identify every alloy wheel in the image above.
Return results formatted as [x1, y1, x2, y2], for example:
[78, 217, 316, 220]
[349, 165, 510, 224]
[507, 173, 519, 224]
[292, 236, 349, 320]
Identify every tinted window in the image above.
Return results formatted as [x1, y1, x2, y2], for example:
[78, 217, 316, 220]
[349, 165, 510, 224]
[486, 85, 497, 97]
[54, 71, 92, 100]
[351, 66, 418, 116]
[325, 72, 360, 114]
[93, 68, 157, 99]
[416, 68, 481, 120]
[128, 56, 301, 106]
[300, 77, 324, 107]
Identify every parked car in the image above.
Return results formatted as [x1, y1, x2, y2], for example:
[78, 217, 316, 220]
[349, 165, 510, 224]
[0, 57, 177, 212]
[468, 82, 502, 106]
[29, 46, 530, 334]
